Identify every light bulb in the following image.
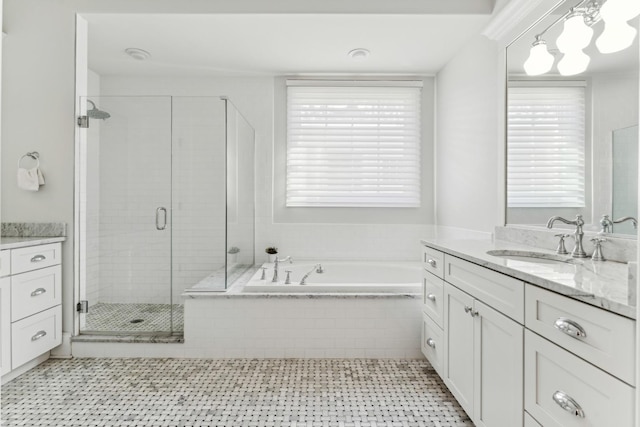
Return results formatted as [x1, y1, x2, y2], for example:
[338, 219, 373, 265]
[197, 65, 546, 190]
[596, 20, 638, 53]
[558, 50, 591, 75]
[523, 40, 555, 75]
[556, 13, 594, 53]
[599, 0, 640, 22]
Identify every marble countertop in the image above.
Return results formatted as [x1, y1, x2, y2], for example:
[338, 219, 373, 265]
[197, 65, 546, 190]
[421, 236, 636, 319]
[0, 236, 66, 250]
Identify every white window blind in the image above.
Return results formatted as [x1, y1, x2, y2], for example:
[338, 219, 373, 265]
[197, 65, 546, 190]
[507, 85, 586, 208]
[286, 83, 421, 207]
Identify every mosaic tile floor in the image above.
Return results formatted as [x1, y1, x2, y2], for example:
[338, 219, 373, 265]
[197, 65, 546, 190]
[1, 358, 473, 427]
[83, 303, 184, 334]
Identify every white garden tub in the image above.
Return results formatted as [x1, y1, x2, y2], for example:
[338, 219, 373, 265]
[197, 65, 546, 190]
[243, 261, 421, 293]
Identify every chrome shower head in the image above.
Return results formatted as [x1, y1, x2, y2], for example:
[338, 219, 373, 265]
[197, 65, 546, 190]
[87, 100, 111, 120]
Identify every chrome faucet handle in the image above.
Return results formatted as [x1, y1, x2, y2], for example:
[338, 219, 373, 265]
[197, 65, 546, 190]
[600, 215, 613, 233]
[260, 267, 268, 280]
[590, 237, 607, 262]
[284, 270, 292, 284]
[554, 234, 571, 255]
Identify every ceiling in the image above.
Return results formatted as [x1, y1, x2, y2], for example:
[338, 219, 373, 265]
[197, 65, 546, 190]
[84, 13, 494, 77]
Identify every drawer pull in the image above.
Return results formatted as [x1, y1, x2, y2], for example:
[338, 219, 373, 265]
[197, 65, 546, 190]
[552, 390, 585, 418]
[427, 259, 437, 268]
[554, 317, 587, 339]
[30, 255, 46, 263]
[31, 330, 47, 341]
[426, 338, 436, 349]
[426, 293, 436, 302]
[30, 288, 47, 297]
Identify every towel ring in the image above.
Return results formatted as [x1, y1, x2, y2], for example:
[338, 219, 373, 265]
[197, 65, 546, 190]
[18, 152, 40, 169]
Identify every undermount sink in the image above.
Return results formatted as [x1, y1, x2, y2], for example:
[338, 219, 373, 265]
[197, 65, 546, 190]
[486, 250, 580, 265]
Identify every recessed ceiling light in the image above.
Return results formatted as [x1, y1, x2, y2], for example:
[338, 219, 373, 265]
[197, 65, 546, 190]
[348, 48, 370, 60]
[124, 48, 151, 61]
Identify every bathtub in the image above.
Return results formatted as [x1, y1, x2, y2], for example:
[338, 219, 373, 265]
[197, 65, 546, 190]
[242, 261, 421, 293]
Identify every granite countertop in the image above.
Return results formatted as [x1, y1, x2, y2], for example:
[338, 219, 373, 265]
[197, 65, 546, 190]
[0, 236, 66, 250]
[421, 236, 635, 319]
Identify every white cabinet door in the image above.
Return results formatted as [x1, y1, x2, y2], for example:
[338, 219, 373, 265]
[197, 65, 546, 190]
[0, 277, 11, 377]
[444, 283, 475, 417]
[474, 299, 524, 427]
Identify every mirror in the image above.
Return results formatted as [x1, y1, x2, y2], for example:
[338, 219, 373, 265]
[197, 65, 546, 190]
[506, 0, 639, 236]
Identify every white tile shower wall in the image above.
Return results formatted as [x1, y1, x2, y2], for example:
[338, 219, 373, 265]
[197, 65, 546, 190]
[183, 297, 423, 358]
[98, 97, 173, 304]
[171, 97, 226, 300]
[94, 95, 227, 304]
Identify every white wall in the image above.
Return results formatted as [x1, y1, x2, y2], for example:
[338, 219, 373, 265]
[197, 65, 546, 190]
[435, 35, 502, 233]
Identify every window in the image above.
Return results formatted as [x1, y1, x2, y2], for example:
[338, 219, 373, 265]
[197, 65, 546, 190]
[286, 81, 421, 207]
[507, 84, 586, 208]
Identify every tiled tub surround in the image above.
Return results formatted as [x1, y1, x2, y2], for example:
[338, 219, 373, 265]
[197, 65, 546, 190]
[422, 234, 635, 318]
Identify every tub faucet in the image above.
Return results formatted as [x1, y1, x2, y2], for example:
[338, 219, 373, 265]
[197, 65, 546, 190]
[272, 256, 292, 282]
[300, 264, 323, 285]
[546, 214, 587, 258]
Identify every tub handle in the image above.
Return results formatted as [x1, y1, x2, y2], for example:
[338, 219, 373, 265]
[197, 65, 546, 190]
[284, 270, 292, 285]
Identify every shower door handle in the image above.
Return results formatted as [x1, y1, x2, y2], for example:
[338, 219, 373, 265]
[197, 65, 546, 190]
[156, 207, 167, 230]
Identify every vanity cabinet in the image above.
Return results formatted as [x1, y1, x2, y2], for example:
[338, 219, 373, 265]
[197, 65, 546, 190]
[421, 242, 637, 427]
[443, 271, 524, 427]
[0, 242, 62, 379]
[421, 247, 524, 427]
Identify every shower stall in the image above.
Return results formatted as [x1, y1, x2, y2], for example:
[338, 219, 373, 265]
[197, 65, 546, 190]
[76, 96, 255, 336]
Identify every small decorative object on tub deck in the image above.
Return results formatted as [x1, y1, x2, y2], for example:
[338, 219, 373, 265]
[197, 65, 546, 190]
[265, 246, 278, 263]
[227, 246, 240, 264]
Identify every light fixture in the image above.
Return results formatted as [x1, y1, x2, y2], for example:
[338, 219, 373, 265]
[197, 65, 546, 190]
[348, 48, 370, 60]
[596, 20, 637, 52]
[524, 37, 555, 75]
[596, 0, 640, 22]
[556, 11, 594, 53]
[558, 50, 591, 75]
[124, 48, 151, 61]
[596, 0, 638, 53]
[521, 0, 638, 76]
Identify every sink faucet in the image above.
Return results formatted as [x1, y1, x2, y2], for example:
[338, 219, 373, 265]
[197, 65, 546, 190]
[300, 264, 323, 285]
[546, 214, 587, 258]
[272, 256, 292, 282]
[599, 215, 637, 233]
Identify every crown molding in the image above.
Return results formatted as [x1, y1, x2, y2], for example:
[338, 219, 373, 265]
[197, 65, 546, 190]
[482, 0, 546, 41]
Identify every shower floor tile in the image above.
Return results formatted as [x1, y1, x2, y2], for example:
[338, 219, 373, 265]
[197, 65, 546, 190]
[83, 302, 184, 334]
[1, 358, 473, 427]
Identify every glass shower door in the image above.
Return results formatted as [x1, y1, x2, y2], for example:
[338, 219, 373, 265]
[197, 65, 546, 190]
[78, 96, 175, 335]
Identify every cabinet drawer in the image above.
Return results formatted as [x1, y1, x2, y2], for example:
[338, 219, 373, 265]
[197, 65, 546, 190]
[444, 254, 524, 323]
[11, 243, 61, 275]
[11, 305, 62, 370]
[11, 265, 61, 322]
[524, 412, 542, 427]
[524, 330, 634, 427]
[525, 285, 635, 385]
[0, 250, 10, 277]
[421, 312, 444, 377]
[0, 278, 11, 377]
[422, 271, 444, 327]
[422, 246, 444, 279]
